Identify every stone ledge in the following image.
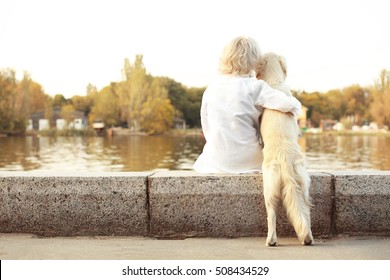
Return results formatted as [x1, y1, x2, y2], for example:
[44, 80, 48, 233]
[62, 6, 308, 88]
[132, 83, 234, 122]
[148, 171, 333, 238]
[330, 171, 390, 235]
[0, 172, 151, 236]
[0, 171, 389, 237]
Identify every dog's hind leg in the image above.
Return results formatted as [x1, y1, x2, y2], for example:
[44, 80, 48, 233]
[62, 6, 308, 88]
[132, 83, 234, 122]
[262, 164, 281, 246]
[282, 163, 314, 245]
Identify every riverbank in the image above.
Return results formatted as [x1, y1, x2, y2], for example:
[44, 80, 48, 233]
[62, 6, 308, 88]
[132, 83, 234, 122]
[303, 129, 390, 136]
[3, 126, 390, 138]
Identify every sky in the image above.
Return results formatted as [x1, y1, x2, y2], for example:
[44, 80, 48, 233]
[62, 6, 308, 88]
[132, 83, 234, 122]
[1, 0, 389, 98]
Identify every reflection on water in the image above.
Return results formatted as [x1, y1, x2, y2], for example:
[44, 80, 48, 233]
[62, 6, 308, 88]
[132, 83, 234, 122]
[0, 134, 390, 172]
[0, 135, 205, 172]
[299, 134, 390, 170]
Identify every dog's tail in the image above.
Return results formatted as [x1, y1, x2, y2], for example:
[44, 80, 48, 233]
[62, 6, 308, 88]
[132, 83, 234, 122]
[280, 154, 313, 244]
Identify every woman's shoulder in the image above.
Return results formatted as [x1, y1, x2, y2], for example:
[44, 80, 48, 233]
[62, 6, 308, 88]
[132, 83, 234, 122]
[243, 77, 267, 93]
[206, 75, 267, 96]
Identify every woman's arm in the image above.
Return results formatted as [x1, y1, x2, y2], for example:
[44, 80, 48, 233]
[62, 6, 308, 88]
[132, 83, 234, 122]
[255, 81, 302, 116]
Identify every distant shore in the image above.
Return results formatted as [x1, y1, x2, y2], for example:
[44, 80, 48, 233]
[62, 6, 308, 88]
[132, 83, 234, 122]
[2, 127, 390, 138]
[303, 129, 390, 136]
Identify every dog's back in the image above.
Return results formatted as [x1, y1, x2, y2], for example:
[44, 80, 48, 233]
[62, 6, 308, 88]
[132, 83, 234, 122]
[258, 53, 301, 167]
[257, 53, 313, 246]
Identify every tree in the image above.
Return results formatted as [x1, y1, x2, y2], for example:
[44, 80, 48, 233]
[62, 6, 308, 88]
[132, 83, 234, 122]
[90, 83, 120, 128]
[71, 95, 93, 116]
[116, 55, 175, 133]
[52, 94, 68, 107]
[375, 69, 390, 91]
[119, 55, 151, 131]
[370, 69, 390, 127]
[0, 69, 22, 133]
[297, 91, 326, 127]
[18, 72, 48, 114]
[140, 78, 174, 134]
[324, 89, 346, 121]
[182, 87, 204, 127]
[0, 69, 50, 134]
[159, 77, 204, 128]
[86, 83, 98, 98]
[343, 85, 372, 125]
[60, 104, 76, 126]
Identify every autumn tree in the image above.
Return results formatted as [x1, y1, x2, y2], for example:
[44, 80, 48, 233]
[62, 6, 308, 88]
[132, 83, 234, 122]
[297, 84, 373, 128]
[140, 77, 174, 134]
[60, 104, 76, 126]
[86, 83, 98, 98]
[324, 89, 347, 121]
[0, 69, 50, 133]
[71, 95, 93, 116]
[375, 69, 390, 91]
[119, 55, 151, 131]
[342, 85, 372, 125]
[0, 69, 22, 133]
[90, 83, 120, 128]
[297, 91, 328, 127]
[18, 72, 48, 114]
[116, 55, 176, 133]
[370, 69, 390, 127]
[51, 94, 68, 107]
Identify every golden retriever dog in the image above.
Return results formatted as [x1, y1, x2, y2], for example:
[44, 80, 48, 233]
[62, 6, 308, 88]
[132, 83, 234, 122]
[256, 53, 313, 246]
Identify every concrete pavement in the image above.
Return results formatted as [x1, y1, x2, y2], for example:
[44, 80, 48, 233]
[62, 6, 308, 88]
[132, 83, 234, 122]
[1, 234, 389, 260]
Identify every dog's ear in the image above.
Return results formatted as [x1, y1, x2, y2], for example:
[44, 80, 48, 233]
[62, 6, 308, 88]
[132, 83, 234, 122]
[278, 55, 287, 77]
[256, 59, 267, 80]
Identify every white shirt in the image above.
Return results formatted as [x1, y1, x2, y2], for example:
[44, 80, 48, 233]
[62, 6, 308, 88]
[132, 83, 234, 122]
[193, 75, 302, 174]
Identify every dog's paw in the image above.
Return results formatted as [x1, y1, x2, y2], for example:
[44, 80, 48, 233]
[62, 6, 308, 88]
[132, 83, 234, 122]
[302, 234, 314, 246]
[266, 238, 278, 247]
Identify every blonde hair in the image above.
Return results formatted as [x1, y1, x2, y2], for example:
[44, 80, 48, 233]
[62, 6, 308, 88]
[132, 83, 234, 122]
[219, 36, 262, 76]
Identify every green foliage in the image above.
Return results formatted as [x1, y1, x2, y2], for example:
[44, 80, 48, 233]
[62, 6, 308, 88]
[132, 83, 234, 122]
[160, 77, 204, 127]
[181, 87, 204, 127]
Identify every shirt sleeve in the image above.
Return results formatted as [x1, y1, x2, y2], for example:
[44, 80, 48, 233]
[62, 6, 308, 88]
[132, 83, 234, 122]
[255, 81, 302, 116]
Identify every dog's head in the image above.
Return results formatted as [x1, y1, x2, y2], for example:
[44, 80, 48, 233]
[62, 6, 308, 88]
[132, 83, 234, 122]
[256, 52, 287, 83]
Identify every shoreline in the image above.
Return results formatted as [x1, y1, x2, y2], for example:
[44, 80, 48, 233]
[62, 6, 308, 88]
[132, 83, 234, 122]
[1, 127, 390, 138]
[303, 129, 390, 137]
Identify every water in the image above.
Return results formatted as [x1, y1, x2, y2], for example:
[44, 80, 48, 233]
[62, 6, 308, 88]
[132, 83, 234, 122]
[1, 133, 390, 172]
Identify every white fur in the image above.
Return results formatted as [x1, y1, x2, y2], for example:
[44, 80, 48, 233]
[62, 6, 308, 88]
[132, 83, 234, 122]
[257, 53, 313, 246]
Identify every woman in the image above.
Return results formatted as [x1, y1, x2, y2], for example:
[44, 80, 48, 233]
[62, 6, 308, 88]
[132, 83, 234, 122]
[193, 36, 301, 173]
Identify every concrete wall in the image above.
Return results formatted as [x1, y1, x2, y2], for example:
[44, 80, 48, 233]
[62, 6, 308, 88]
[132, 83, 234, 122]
[0, 172, 150, 236]
[0, 171, 389, 237]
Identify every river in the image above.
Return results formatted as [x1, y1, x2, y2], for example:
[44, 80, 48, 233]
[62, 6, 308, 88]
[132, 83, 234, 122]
[0, 133, 390, 172]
